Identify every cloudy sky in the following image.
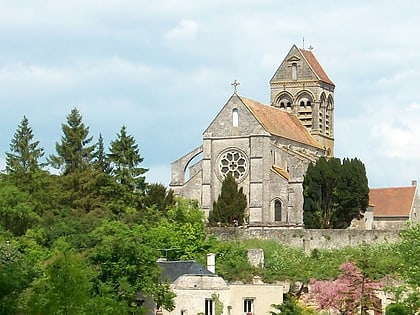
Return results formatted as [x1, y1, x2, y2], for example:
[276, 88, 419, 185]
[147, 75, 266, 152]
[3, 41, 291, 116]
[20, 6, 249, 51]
[1, 0, 419, 188]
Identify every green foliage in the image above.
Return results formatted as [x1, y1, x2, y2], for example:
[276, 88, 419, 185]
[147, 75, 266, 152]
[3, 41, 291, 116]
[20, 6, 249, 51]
[271, 294, 306, 315]
[399, 223, 420, 287]
[385, 303, 413, 315]
[5, 116, 45, 189]
[208, 172, 247, 226]
[108, 125, 148, 194]
[0, 242, 36, 315]
[303, 157, 369, 229]
[0, 182, 40, 236]
[48, 107, 96, 174]
[19, 250, 92, 315]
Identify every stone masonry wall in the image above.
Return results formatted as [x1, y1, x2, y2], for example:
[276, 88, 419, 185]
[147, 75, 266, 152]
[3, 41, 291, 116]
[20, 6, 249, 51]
[208, 227, 401, 251]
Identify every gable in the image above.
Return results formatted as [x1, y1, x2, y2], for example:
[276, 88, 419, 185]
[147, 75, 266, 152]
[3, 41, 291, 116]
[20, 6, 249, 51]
[203, 94, 268, 138]
[369, 186, 416, 217]
[270, 44, 334, 86]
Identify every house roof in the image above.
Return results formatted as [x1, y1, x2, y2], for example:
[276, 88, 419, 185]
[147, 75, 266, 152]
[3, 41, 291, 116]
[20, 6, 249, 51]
[239, 96, 323, 149]
[299, 48, 335, 86]
[158, 260, 214, 282]
[369, 186, 416, 217]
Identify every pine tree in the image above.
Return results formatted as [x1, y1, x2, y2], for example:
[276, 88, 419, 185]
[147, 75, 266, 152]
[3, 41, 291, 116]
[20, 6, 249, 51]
[108, 125, 148, 193]
[93, 133, 111, 174]
[48, 108, 96, 175]
[5, 116, 45, 189]
[208, 172, 247, 226]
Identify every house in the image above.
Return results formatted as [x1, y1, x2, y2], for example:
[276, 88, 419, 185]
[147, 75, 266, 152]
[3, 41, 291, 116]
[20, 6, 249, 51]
[170, 44, 335, 227]
[364, 180, 420, 229]
[156, 254, 283, 315]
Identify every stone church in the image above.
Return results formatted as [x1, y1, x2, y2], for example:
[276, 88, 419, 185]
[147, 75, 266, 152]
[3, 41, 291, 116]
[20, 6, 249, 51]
[170, 44, 335, 226]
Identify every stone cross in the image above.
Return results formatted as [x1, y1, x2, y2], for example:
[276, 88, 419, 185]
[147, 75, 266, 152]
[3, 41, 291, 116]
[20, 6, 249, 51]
[231, 79, 240, 94]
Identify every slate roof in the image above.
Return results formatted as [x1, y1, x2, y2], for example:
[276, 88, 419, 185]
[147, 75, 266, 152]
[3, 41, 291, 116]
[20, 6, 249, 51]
[369, 186, 416, 217]
[239, 96, 323, 149]
[299, 48, 335, 86]
[158, 260, 215, 282]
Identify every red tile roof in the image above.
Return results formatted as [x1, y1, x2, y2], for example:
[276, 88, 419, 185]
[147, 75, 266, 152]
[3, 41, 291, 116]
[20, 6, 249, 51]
[299, 48, 335, 86]
[369, 186, 416, 217]
[240, 96, 322, 149]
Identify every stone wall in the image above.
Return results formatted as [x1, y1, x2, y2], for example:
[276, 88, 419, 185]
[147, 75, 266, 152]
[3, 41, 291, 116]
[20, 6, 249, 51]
[208, 227, 401, 251]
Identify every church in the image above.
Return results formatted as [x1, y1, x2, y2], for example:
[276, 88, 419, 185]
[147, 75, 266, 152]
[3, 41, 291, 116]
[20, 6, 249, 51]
[170, 44, 335, 227]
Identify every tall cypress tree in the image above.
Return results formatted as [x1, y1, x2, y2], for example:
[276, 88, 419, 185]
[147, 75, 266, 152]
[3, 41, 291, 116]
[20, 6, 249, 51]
[48, 108, 96, 175]
[208, 172, 247, 226]
[303, 157, 369, 229]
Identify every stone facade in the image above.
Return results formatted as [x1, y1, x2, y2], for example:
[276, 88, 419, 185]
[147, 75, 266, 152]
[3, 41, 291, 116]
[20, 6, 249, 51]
[170, 45, 334, 226]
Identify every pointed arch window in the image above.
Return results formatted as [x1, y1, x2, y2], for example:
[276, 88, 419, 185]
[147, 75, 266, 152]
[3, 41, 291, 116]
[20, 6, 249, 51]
[274, 200, 282, 221]
[232, 108, 239, 127]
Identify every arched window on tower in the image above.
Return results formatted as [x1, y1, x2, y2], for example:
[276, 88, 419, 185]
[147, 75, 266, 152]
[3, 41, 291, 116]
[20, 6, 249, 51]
[232, 108, 238, 127]
[274, 200, 282, 221]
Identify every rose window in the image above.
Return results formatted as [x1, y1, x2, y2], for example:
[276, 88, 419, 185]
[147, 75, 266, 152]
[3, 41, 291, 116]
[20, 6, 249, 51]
[218, 149, 248, 181]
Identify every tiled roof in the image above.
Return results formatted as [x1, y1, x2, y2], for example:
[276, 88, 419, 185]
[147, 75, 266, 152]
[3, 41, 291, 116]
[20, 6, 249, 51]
[240, 96, 322, 149]
[369, 186, 416, 217]
[158, 260, 214, 282]
[299, 48, 335, 86]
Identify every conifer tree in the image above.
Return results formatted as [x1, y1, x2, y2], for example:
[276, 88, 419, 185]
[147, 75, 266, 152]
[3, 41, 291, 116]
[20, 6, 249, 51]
[303, 157, 369, 229]
[48, 108, 96, 175]
[93, 133, 111, 174]
[108, 125, 148, 193]
[5, 116, 45, 189]
[208, 172, 247, 226]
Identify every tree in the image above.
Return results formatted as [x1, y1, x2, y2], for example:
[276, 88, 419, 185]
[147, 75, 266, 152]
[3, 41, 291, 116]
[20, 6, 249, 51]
[398, 223, 420, 314]
[385, 303, 413, 315]
[108, 125, 148, 194]
[143, 183, 175, 213]
[208, 172, 247, 226]
[48, 108, 96, 175]
[93, 133, 111, 174]
[6, 116, 45, 186]
[306, 262, 382, 314]
[19, 250, 92, 315]
[303, 157, 369, 229]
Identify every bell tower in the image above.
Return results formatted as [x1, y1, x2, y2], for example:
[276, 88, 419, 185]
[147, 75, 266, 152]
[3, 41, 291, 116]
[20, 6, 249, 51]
[270, 45, 335, 156]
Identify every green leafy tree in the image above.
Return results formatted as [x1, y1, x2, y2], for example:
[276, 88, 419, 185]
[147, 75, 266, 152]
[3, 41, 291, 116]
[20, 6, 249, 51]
[0, 242, 36, 315]
[19, 250, 92, 315]
[0, 182, 40, 235]
[303, 157, 369, 229]
[88, 221, 174, 310]
[385, 303, 413, 315]
[271, 294, 304, 315]
[5, 116, 45, 189]
[48, 107, 96, 175]
[208, 172, 247, 226]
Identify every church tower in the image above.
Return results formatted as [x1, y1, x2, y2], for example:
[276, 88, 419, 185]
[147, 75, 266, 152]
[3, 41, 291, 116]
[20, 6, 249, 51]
[270, 45, 335, 156]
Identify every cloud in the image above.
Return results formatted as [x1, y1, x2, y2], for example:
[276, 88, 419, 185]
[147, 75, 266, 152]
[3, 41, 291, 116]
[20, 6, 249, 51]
[164, 20, 199, 42]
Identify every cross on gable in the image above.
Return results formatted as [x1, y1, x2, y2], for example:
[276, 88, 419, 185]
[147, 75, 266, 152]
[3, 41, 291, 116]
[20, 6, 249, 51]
[231, 79, 240, 94]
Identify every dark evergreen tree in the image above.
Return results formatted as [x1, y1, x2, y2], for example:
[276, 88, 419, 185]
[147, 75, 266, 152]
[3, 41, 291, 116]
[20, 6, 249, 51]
[208, 172, 247, 226]
[108, 125, 148, 193]
[143, 183, 175, 213]
[5, 116, 45, 189]
[303, 157, 369, 229]
[48, 108, 96, 175]
[93, 133, 111, 174]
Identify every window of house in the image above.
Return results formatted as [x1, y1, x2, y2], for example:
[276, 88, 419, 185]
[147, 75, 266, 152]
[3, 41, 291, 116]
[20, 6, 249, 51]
[205, 299, 214, 315]
[243, 298, 254, 315]
[292, 63, 297, 80]
[275, 200, 282, 221]
[232, 108, 239, 127]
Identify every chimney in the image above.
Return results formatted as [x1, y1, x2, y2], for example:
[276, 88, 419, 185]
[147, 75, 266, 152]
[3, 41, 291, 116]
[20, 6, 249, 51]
[412, 180, 417, 187]
[207, 253, 215, 273]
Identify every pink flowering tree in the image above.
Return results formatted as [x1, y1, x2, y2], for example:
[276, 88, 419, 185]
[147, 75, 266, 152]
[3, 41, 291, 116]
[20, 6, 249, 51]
[306, 262, 383, 315]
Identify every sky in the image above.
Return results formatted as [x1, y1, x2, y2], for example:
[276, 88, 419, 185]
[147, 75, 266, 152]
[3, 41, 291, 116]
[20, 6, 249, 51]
[1, 0, 420, 188]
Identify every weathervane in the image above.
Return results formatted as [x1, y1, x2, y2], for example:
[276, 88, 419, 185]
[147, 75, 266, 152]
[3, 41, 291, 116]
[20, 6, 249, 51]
[231, 79, 240, 94]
